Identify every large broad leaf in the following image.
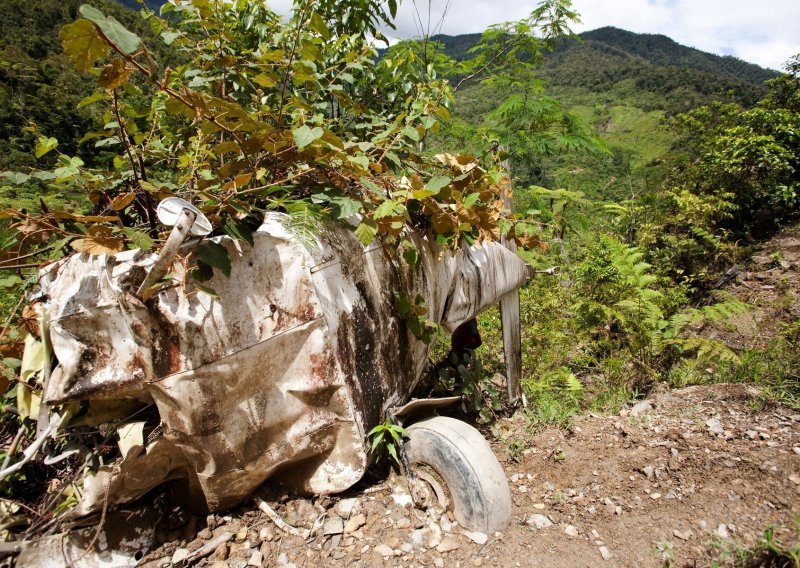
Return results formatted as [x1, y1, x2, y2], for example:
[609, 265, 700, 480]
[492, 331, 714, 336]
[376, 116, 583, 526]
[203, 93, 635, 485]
[79, 5, 142, 55]
[425, 175, 451, 195]
[197, 241, 231, 277]
[354, 219, 377, 245]
[34, 137, 58, 159]
[71, 235, 125, 255]
[60, 19, 109, 73]
[292, 125, 324, 150]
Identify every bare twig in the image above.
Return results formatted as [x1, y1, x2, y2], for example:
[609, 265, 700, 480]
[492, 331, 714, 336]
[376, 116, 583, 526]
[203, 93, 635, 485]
[1, 427, 26, 470]
[0, 414, 57, 483]
[255, 497, 311, 539]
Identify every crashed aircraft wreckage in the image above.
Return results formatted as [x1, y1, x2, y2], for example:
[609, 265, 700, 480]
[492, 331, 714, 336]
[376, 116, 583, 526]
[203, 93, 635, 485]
[29, 198, 531, 534]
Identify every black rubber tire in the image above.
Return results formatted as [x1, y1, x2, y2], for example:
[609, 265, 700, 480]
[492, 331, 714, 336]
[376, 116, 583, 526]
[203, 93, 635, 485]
[404, 416, 512, 533]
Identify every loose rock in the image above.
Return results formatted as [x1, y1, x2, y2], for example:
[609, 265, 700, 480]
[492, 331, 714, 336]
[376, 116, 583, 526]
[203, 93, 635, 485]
[527, 514, 553, 529]
[464, 531, 488, 545]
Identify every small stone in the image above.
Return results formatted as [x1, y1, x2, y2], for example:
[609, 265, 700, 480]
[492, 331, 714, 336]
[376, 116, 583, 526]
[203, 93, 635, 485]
[526, 514, 553, 529]
[236, 528, 248, 542]
[335, 498, 358, 517]
[440, 516, 454, 532]
[248, 551, 263, 567]
[259, 527, 274, 542]
[473, 558, 483, 567]
[436, 536, 460, 553]
[706, 418, 724, 435]
[673, 529, 692, 541]
[615, 506, 622, 515]
[374, 544, 395, 557]
[717, 524, 730, 539]
[510, 473, 521, 483]
[433, 558, 445, 568]
[619, 409, 629, 418]
[395, 516, 411, 529]
[745, 430, 758, 440]
[384, 536, 401, 549]
[391, 493, 413, 508]
[464, 531, 488, 545]
[277, 552, 289, 566]
[409, 529, 427, 549]
[518, 485, 528, 493]
[400, 543, 413, 554]
[650, 493, 661, 500]
[630, 401, 652, 417]
[698, 520, 707, 530]
[197, 528, 213, 540]
[599, 546, 612, 561]
[360, 545, 369, 554]
[324, 516, 344, 535]
[214, 543, 229, 561]
[172, 548, 190, 564]
[344, 513, 366, 533]
[428, 522, 443, 548]
[788, 474, 800, 485]
[642, 466, 655, 479]
[793, 447, 800, 455]
[532, 503, 546, 510]
[564, 525, 579, 537]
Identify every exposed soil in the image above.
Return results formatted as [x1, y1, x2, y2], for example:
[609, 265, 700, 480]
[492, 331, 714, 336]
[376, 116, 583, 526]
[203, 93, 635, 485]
[50, 383, 794, 568]
[704, 227, 800, 349]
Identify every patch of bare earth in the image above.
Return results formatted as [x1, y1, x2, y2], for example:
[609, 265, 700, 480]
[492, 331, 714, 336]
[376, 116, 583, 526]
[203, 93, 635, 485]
[705, 227, 800, 349]
[130, 384, 798, 568]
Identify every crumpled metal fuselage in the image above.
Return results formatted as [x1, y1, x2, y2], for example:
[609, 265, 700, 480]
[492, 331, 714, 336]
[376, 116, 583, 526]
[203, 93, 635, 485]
[40, 215, 531, 515]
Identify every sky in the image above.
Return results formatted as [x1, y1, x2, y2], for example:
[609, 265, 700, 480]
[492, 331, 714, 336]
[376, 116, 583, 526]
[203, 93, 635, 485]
[381, 0, 800, 71]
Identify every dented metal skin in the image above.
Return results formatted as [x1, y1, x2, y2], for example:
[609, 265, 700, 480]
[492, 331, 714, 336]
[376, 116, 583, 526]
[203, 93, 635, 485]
[38, 213, 531, 516]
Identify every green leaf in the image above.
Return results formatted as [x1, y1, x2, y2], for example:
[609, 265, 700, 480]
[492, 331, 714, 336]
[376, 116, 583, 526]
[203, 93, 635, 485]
[292, 125, 324, 150]
[425, 175, 451, 195]
[330, 196, 362, 219]
[309, 13, 331, 40]
[223, 216, 254, 246]
[196, 241, 231, 277]
[393, 292, 413, 315]
[60, 19, 109, 73]
[347, 155, 369, 170]
[386, 442, 398, 463]
[122, 227, 154, 251]
[354, 219, 377, 245]
[35, 137, 58, 159]
[463, 192, 481, 208]
[401, 125, 420, 142]
[77, 91, 106, 109]
[401, 240, 420, 267]
[194, 284, 220, 298]
[373, 200, 398, 219]
[79, 4, 142, 54]
[0, 172, 30, 185]
[161, 31, 182, 45]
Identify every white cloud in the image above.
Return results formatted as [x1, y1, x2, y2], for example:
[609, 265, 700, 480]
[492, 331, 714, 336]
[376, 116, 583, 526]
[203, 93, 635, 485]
[381, 0, 800, 70]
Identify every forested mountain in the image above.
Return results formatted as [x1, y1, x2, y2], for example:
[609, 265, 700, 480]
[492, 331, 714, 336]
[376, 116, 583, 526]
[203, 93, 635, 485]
[0, 0, 157, 171]
[433, 26, 778, 115]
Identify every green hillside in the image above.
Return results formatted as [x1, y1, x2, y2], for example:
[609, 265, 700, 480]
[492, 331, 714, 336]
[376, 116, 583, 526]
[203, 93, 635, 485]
[432, 27, 780, 203]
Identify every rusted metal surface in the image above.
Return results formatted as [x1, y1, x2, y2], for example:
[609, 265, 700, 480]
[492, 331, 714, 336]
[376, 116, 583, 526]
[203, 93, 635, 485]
[39, 213, 531, 515]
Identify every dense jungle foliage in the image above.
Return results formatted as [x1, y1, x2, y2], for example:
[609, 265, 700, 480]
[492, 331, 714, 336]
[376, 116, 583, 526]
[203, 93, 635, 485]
[0, 0, 798, 535]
